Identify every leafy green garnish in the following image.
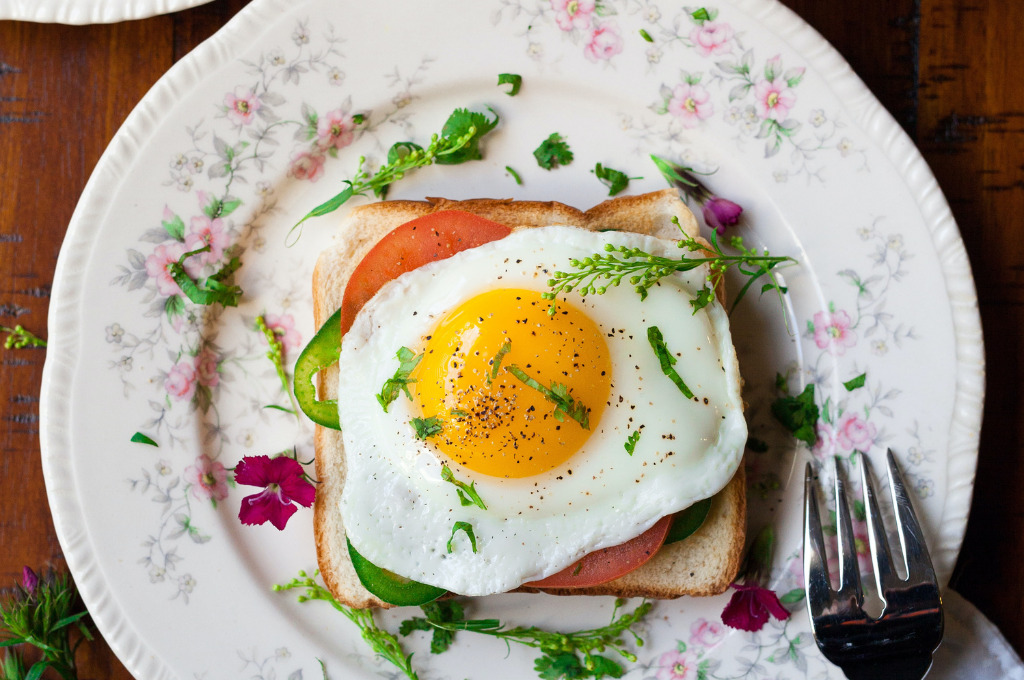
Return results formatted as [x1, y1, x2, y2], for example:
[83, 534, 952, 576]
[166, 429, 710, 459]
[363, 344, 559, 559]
[401, 598, 651, 680]
[276, 571, 420, 680]
[624, 429, 641, 455]
[691, 7, 712, 22]
[1, 325, 46, 349]
[639, 28, 654, 42]
[398, 600, 465, 654]
[289, 107, 499, 240]
[592, 163, 638, 196]
[376, 347, 422, 412]
[130, 432, 159, 447]
[440, 464, 487, 510]
[487, 339, 513, 384]
[447, 521, 478, 554]
[506, 165, 523, 185]
[771, 383, 819, 446]
[411, 416, 443, 440]
[647, 326, 695, 400]
[256, 314, 300, 414]
[505, 364, 590, 429]
[167, 245, 243, 307]
[498, 73, 523, 96]
[843, 373, 867, 391]
[533, 133, 573, 170]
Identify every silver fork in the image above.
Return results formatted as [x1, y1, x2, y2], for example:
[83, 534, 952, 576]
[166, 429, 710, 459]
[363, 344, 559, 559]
[803, 449, 944, 679]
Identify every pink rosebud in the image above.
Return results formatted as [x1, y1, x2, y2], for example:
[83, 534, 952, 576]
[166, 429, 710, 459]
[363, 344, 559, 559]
[584, 22, 623, 62]
[184, 454, 229, 503]
[235, 455, 316, 530]
[835, 411, 877, 452]
[702, 196, 743, 233]
[22, 566, 38, 594]
[721, 581, 790, 631]
[689, 20, 734, 57]
[689, 617, 725, 648]
[194, 347, 220, 388]
[288, 150, 326, 183]
[165, 360, 198, 401]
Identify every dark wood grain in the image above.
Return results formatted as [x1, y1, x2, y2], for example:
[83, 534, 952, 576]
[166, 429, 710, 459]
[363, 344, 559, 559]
[0, 0, 1020, 676]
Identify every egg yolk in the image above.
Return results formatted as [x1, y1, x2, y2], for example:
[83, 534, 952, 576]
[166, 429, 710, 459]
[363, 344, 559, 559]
[411, 288, 611, 478]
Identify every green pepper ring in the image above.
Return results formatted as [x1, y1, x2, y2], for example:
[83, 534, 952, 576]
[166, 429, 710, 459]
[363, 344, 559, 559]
[347, 538, 446, 606]
[293, 307, 342, 430]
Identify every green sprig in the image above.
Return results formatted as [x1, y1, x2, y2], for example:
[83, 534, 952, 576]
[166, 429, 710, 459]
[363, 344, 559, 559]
[440, 465, 488, 510]
[377, 346, 422, 412]
[167, 245, 243, 307]
[505, 364, 590, 429]
[1, 325, 47, 349]
[275, 571, 420, 680]
[256, 315, 300, 415]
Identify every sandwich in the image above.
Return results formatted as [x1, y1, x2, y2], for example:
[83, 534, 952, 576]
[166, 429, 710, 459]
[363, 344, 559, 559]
[308, 188, 746, 609]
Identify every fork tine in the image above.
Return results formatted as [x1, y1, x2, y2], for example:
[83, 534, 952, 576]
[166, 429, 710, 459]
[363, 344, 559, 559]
[833, 460, 864, 604]
[859, 453, 897, 598]
[886, 449, 938, 584]
[803, 463, 833, 616]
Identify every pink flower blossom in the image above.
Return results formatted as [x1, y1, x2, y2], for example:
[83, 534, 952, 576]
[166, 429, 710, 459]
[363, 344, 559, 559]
[194, 347, 220, 388]
[689, 21, 734, 57]
[165, 359, 197, 401]
[813, 309, 857, 355]
[224, 87, 262, 126]
[551, 0, 595, 31]
[288, 150, 326, 182]
[235, 455, 316, 530]
[702, 196, 742, 233]
[667, 83, 713, 129]
[689, 618, 725, 648]
[721, 581, 790, 632]
[584, 22, 623, 62]
[184, 215, 230, 267]
[811, 422, 835, 459]
[657, 649, 699, 680]
[754, 77, 796, 121]
[22, 566, 38, 595]
[262, 313, 302, 352]
[317, 109, 356, 152]
[835, 411, 877, 452]
[144, 242, 186, 297]
[184, 454, 229, 503]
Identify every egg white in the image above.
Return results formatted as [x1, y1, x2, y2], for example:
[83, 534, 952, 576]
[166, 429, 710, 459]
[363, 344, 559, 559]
[336, 226, 747, 596]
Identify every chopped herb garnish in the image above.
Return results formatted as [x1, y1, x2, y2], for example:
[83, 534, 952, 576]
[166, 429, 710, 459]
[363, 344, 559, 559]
[376, 346, 422, 412]
[624, 429, 642, 455]
[771, 383, 819, 446]
[447, 521, 478, 553]
[505, 364, 590, 429]
[639, 28, 654, 42]
[592, 163, 639, 196]
[411, 416, 443, 440]
[691, 7, 712, 22]
[647, 326, 695, 399]
[398, 600, 465, 654]
[450, 409, 469, 418]
[289, 107, 499, 241]
[256, 314, 299, 414]
[440, 465, 487, 510]
[690, 284, 715, 313]
[533, 132, 573, 170]
[276, 571, 420, 680]
[487, 339, 513, 384]
[1, 324, 46, 349]
[167, 246, 243, 307]
[130, 432, 159, 447]
[497, 73, 523, 96]
[843, 373, 867, 391]
[506, 165, 523, 185]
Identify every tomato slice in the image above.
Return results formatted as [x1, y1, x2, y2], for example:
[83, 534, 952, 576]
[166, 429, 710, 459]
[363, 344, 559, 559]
[339, 210, 512, 335]
[524, 515, 673, 589]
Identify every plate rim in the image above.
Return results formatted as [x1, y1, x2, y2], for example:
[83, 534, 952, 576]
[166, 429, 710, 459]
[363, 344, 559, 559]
[0, 0, 212, 24]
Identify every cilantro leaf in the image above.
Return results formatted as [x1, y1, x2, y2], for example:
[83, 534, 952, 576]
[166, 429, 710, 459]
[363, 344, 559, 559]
[533, 133, 573, 170]
[167, 246, 243, 307]
[506, 165, 523, 185]
[771, 383, 820, 446]
[592, 163, 636, 196]
[497, 72, 523, 96]
[130, 432, 159, 447]
[506, 364, 590, 429]
[399, 600, 466, 654]
[623, 429, 641, 455]
[843, 373, 867, 391]
[689, 284, 715, 313]
[376, 347, 422, 412]
[639, 28, 654, 42]
[411, 416, 443, 440]
[447, 521, 478, 553]
[436, 107, 500, 165]
[647, 326, 695, 399]
[487, 339, 513, 384]
[440, 465, 487, 510]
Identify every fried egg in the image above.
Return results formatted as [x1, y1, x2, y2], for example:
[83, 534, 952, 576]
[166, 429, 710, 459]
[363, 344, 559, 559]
[336, 226, 746, 596]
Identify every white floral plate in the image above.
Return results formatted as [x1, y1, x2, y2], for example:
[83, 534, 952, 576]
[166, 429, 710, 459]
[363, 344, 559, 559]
[40, 0, 983, 678]
[0, 0, 211, 23]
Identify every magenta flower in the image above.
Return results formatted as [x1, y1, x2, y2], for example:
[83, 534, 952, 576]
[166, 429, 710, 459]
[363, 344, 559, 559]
[235, 455, 315, 530]
[165, 359, 198, 401]
[262, 313, 302, 352]
[184, 215, 229, 267]
[184, 454, 229, 503]
[22, 566, 38, 594]
[144, 242, 187, 297]
[702, 196, 743, 234]
[667, 83, 713, 129]
[656, 649, 699, 680]
[224, 87, 262, 126]
[754, 77, 796, 121]
[288, 150, 326, 182]
[721, 581, 791, 631]
[689, 20, 734, 57]
[194, 347, 220, 388]
[835, 411, 877, 451]
[584, 22, 623, 62]
[813, 309, 857, 355]
[689, 617, 725, 648]
[551, 0, 595, 31]
[316, 108, 356, 153]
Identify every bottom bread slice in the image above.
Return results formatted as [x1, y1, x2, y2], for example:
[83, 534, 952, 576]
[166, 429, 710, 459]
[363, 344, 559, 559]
[311, 191, 746, 609]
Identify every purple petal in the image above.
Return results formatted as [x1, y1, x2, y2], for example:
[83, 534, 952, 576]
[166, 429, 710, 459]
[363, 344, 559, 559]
[279, 473, 316, 508]
[22, 566, 38, 594]
[234, 455, 273, 487]
[702, 196, 743, 234]
[755, 587, 791, 621]
[721, 588, 769, 631]
[265, 455, 305, 484]
[238, 488, 299, 530]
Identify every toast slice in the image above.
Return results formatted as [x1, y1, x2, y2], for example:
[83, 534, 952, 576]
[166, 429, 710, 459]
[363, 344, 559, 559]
[312, 189, 746, 609]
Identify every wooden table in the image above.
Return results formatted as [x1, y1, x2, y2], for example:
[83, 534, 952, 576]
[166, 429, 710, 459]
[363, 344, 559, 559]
[1, 0, 1020, 675]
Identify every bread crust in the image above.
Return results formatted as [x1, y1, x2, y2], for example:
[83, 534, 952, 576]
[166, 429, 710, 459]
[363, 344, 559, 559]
[311, 189, 744, 608]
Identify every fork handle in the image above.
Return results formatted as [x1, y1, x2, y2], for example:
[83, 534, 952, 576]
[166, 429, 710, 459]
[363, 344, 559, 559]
[840, 653, 934, 680]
